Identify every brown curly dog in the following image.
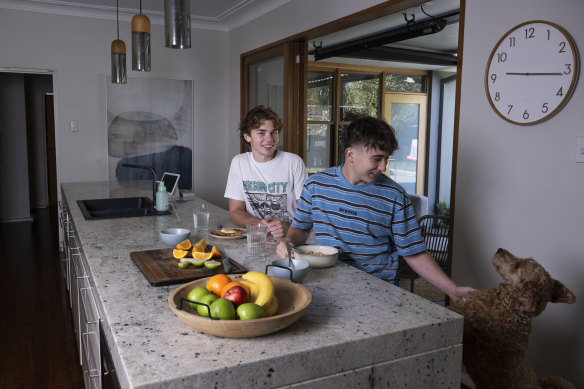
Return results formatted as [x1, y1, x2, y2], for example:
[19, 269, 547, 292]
[450, 248, 576, 389]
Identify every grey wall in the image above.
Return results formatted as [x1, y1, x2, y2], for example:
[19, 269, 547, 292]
[454, 0, 583, 385]
[0, 9, 229, 207]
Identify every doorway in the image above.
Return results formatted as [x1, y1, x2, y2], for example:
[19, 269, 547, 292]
[0, 71, 55, 223]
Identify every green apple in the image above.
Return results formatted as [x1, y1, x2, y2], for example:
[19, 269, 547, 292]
[236, 303, 266, 320]
[196, 294, 218, 317]
[187, 286, 209, 309]
[210, 298, 236, 320]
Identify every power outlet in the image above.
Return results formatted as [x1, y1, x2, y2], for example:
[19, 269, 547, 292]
[70, 120, 79, 132]
[577, 137, 584, 163]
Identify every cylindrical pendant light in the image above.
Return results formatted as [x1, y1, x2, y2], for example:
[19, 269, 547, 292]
[164, 0, 191, 49]
[111, 0, 127, 84]
[132, 0, 151, 71]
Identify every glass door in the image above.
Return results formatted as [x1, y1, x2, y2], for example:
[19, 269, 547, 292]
[241, 41, 306, 156]
[383, 93, 427, 194]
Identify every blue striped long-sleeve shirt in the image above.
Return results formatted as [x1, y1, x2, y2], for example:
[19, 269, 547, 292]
[292, 166, 425, 283]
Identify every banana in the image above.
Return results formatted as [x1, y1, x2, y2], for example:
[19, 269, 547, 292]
[263, 295, 278, 317]
[241, 271, 274, 308]
[238, 279, 259, 302]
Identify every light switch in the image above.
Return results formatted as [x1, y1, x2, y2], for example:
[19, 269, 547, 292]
[577, 136, 584, 163]
[70, 120, 79, 132]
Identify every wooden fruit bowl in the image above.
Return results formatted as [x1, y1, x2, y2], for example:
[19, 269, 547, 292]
[168, 275, 312, 338]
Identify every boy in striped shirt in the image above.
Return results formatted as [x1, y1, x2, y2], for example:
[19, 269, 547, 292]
[276, 116, 472, 303]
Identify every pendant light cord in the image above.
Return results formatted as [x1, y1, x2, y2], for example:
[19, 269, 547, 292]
[140, 0, 142, 14]
[116, 0, 120, 39]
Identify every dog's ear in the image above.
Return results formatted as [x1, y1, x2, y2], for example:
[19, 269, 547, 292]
[551, 279, 576, 304]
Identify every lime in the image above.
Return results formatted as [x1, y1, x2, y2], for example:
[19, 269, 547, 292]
[210, 298, 236, 320]
[187, 286, 209, 309]
[196, 294, 218, 317]
[204, 260, 222, 269]
[190, 259, 206, 266]
[236, 303, 266, 320]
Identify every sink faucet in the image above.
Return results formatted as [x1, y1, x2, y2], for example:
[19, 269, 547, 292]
[122, 163, 158, 207]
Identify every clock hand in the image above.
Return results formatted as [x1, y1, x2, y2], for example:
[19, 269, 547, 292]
[506, 72, 563, 76]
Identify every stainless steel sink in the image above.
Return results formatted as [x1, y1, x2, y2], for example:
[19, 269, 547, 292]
[77, 197, 167, 220]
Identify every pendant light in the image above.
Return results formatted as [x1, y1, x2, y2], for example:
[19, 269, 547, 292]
[164, 0, 191, 49]
[111, 0, 127, 84]
[132, 0, 151, 71]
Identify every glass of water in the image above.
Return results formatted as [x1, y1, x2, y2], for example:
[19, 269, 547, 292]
[246, 223, 267, 258]
[193, 202, 210, 238]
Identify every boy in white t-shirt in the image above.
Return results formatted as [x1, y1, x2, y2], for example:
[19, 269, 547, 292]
[224, 106, 307, 238]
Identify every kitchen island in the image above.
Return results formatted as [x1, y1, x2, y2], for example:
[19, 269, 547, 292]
[61, 181, 463, 389]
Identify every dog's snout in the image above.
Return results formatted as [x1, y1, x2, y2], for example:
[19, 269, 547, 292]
[497, 248, 505, 254]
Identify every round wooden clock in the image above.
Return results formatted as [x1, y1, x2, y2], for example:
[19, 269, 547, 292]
[485, 20, 579, 125]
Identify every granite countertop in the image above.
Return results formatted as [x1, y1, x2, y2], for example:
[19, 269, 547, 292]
[61, 181, 463, 389]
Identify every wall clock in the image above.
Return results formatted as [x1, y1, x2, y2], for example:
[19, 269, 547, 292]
[485, 20, 579, 125]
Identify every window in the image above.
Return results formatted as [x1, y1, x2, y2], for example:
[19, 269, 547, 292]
[306, 64, 381, 173]
[306, 63, 428, 195]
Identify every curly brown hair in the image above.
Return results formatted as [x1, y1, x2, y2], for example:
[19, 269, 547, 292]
[238, 105, 283, 143]
[341, 116, 399, 155]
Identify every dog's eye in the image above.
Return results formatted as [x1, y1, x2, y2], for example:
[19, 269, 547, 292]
[513, 262, 521, 270]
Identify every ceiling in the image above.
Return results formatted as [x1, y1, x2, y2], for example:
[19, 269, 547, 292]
[2, 0, 460, 71]
[0, 0, 291, 30]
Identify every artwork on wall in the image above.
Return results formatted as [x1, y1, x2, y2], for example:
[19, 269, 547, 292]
[106, 76, 193, 190]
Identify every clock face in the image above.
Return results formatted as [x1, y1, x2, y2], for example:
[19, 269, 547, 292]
[485, 21, 579, 125]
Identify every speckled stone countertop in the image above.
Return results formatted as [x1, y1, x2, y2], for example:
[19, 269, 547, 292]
[62, 181, 463, 389]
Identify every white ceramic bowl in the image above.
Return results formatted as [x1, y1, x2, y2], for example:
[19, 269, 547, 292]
[270, 259, 310, 283]
[159, 228, 191, 247]
[293, 245, 338, 268]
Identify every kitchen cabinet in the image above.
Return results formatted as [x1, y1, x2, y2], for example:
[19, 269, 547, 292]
[59, 198, 114, 388]
[61, 181, 463, 389]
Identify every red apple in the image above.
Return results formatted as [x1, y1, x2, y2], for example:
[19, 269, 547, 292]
[223, 285, 249, 307]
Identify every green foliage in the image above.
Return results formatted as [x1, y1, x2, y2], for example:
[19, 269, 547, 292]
[435, 201, 450, 217]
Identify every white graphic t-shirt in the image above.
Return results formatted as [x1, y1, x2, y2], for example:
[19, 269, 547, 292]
[224, 151, 307, 222]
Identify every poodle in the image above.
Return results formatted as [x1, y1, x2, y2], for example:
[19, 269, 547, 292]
[450, 248, 576, 389]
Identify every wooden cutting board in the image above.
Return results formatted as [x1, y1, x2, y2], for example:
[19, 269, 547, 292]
[130, 248, 247, 287]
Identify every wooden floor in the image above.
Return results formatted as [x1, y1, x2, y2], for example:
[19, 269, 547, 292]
[0, 207, 84, 388]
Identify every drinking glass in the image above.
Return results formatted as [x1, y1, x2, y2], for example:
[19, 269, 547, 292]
[246, 223, 267, 258]
[193, 203, 210, 237]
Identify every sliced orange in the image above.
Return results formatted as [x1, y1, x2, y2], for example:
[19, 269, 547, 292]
[206, 274, 232, 296]
[176, 239, 192, 250]
[192, 239, 207, 253]
[193, 251, 213, 260]
[210, 246, 221, 258]
[172, 249, 189, 259]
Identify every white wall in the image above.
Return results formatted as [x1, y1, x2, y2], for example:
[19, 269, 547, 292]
[454, 0, 584, 385]
[0, 9, 229, 206]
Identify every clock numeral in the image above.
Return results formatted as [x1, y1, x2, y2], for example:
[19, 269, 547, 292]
[497, 52, 507, 63]
[524, 27, 535, 39]
[507, 105, 513, 115]
[508, 36, 515, 47]
[559, 41, 566, 53]
[490, 74, 497, 83]
[564, 64, 572, 75]
[541, 103, 549, 113]
[557, 87, 564, 97]
[547, 29, 551, 40]
[494, 92, 501, 101]
[523, 110, 530, 120]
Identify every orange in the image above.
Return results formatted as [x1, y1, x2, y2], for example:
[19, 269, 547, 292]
[176, 239, 192, 250]
[210, 246, 221, 258]
[172, 249, 188, 259]
[220, 281, 250, 298]
[206, 274, 232, 296]
[193, 251, 213, 260]
[192, 239, 207, 253]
